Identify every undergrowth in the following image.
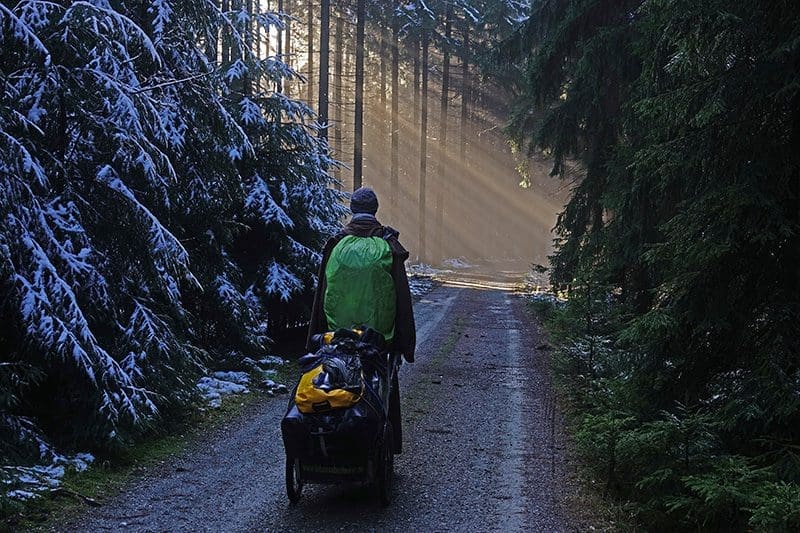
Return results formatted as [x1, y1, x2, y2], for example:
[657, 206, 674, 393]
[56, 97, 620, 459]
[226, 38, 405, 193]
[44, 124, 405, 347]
[531, 294, 800, 532]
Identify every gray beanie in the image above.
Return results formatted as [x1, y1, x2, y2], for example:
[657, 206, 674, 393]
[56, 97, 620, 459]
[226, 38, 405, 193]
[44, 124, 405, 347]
[350, 187, 379, 214]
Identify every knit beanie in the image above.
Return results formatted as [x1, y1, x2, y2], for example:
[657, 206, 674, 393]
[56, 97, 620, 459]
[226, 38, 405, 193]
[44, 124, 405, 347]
[350, 186, 379, 214]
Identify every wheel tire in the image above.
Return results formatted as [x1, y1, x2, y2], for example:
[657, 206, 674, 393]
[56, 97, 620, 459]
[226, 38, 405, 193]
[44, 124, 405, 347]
[376, 422, 394, 507]
[286, 456, 303, 505]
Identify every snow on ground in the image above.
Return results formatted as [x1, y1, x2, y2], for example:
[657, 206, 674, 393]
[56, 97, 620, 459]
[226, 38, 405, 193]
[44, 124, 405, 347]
[409, 276, 436, 298]
[407, 263, 442, 277]
[406, 264, 441, 299]
[442, 257, 476, 269]
[259, 379, 289, 397]
[523, 269, 551, 291]
[256, 355, 287, 367]
[526, 292, 565, 305]
[198, 376, 250, 409]
[197, 356, 291, 408]
[3, 453, 94, 501]
[211, 370, 250, 385]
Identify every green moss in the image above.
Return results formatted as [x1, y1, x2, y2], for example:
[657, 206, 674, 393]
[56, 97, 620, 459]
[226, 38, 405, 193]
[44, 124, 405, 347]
[435, 315, 464, 362]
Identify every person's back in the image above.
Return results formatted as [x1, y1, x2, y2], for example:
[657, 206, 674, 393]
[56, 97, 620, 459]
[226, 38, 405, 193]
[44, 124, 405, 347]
[307, 187, 415, 363]
[307, 187, 415, 454]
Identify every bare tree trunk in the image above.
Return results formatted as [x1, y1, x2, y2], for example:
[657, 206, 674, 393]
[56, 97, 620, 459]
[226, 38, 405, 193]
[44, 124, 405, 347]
[413, 38, 420, 127]
[222, 0, 231, 64]
[380, 19, 387, 120]
[283, 2, 291, 59]
[343, 32, 352, 190]
[246, 0, 253, 94]
[418, 31, 429, 262]
[333, 13, 344, 185]
[435, 4, 452, 262]
[273, 0, 283, 92]
[390, 1, 399, 210]
[318, 0, 330, 140]
[205, 1, 219, 62]
[353, 0, 365, 190]
[379, 15, 388, 172]
[307, 0, 314, 105]
[460, 23, 469, 164]
[238, 0, 251, 96]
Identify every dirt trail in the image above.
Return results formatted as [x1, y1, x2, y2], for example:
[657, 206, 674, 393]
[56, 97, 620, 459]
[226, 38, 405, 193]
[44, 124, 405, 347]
[70, 282, 586, 532]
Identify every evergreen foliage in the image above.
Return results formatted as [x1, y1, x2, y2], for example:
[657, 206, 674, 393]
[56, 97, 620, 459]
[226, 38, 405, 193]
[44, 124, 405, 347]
[510, 0, 800, 529]
[0, 0, 342, 488]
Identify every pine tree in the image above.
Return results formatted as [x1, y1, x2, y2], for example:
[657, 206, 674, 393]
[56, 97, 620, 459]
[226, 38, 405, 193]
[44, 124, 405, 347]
[504, 0, 800, 528]
[0, 0, 343, 479]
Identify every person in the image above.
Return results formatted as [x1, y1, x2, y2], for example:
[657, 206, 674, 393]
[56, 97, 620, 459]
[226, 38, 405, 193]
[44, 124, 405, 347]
[307, 186, 415, 453]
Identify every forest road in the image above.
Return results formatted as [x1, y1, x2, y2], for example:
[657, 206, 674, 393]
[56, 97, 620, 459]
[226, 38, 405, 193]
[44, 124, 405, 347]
[70, 282, 585, 532]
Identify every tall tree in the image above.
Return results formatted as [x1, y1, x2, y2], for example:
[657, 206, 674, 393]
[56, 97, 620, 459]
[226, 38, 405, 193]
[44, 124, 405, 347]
[380, 16, 388, 116]
[306, 0, 314, 105]
[333, 13, 345, 183]
[418, 30, 430, 261]
[353, 0, 366, 189]
[222, 0, 232, 63]
[276, 0, 284, 93]
[378, 13, 389, 173]
[460, 21, 469, 164]
[413, 38, 420, 127]
[390, 1, 400, 209]
[317, 0, 330, 140]
[504, 1, 800, 528]
[435, 2, 453, 261]
[0, 0, 344, 480]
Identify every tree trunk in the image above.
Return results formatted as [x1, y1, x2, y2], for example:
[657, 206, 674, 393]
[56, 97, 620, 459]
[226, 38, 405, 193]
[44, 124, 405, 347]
[240, 0, 252, 96]
[222, 0, 231, 64]
[435, 5, 452, 262]
[205, 5, 218, 62]
[333, 13, 344, 184]
[282, 1, 290, 55]
[380, 18, 387, 121]
[353, 0, 366, 190]
[343, 31, 352, 189]
[460, 24, 469, 164]
[413, 38, 420, 128]
[379, 16, 388, 171]
[318, 0, 330, 140]
[418, 31, 429, 262]
[390, 1, 399, 210]
[275, 0, 284, 93]
[306, 0, 314, 105]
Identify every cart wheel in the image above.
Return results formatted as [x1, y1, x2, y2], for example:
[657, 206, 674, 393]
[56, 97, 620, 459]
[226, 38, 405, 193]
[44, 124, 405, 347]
[376, 422, 394, 506]
[286, 455, 303, 504]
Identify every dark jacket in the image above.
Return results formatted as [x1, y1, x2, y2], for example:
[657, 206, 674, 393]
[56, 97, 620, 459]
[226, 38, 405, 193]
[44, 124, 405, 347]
[306, 216, 416, 362]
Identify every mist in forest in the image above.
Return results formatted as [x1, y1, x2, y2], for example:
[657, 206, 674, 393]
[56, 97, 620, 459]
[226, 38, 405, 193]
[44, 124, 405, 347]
[275, 2, 567, 273]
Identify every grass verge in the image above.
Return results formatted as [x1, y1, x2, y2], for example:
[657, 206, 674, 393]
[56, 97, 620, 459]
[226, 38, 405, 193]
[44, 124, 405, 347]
[2, 363, 302, 533]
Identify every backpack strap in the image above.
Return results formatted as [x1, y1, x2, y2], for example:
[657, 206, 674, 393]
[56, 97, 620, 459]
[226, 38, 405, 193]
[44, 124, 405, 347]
[382, 225, 400, 241]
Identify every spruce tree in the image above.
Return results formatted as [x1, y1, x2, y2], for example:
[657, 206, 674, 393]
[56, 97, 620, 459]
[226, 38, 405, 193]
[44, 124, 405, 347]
[0, 0, 343, 482]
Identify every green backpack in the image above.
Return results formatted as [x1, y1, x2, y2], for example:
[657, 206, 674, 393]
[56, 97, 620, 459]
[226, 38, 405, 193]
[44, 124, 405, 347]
[323, 235, 396, 342]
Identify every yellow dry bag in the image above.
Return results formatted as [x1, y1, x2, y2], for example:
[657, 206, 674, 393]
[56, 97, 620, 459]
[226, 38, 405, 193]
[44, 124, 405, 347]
[294, 359, 364, 414]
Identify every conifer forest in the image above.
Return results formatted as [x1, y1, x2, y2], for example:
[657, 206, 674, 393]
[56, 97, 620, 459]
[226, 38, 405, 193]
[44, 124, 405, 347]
[1, 0, 798, 530]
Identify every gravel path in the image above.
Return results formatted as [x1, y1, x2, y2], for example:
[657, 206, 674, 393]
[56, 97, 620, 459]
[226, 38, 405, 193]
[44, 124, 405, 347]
[70, 282, 586, 532]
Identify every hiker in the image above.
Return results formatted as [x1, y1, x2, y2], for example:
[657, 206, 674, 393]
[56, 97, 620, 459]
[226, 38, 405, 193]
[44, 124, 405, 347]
[307, 186, 416, 453]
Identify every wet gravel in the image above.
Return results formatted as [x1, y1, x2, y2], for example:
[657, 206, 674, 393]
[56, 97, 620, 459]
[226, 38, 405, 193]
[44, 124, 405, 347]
[69, 283, 589, 532]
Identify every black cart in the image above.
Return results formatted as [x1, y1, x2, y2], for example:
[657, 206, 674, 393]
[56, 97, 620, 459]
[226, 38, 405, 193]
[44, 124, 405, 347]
[281, 331, 401, 506]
